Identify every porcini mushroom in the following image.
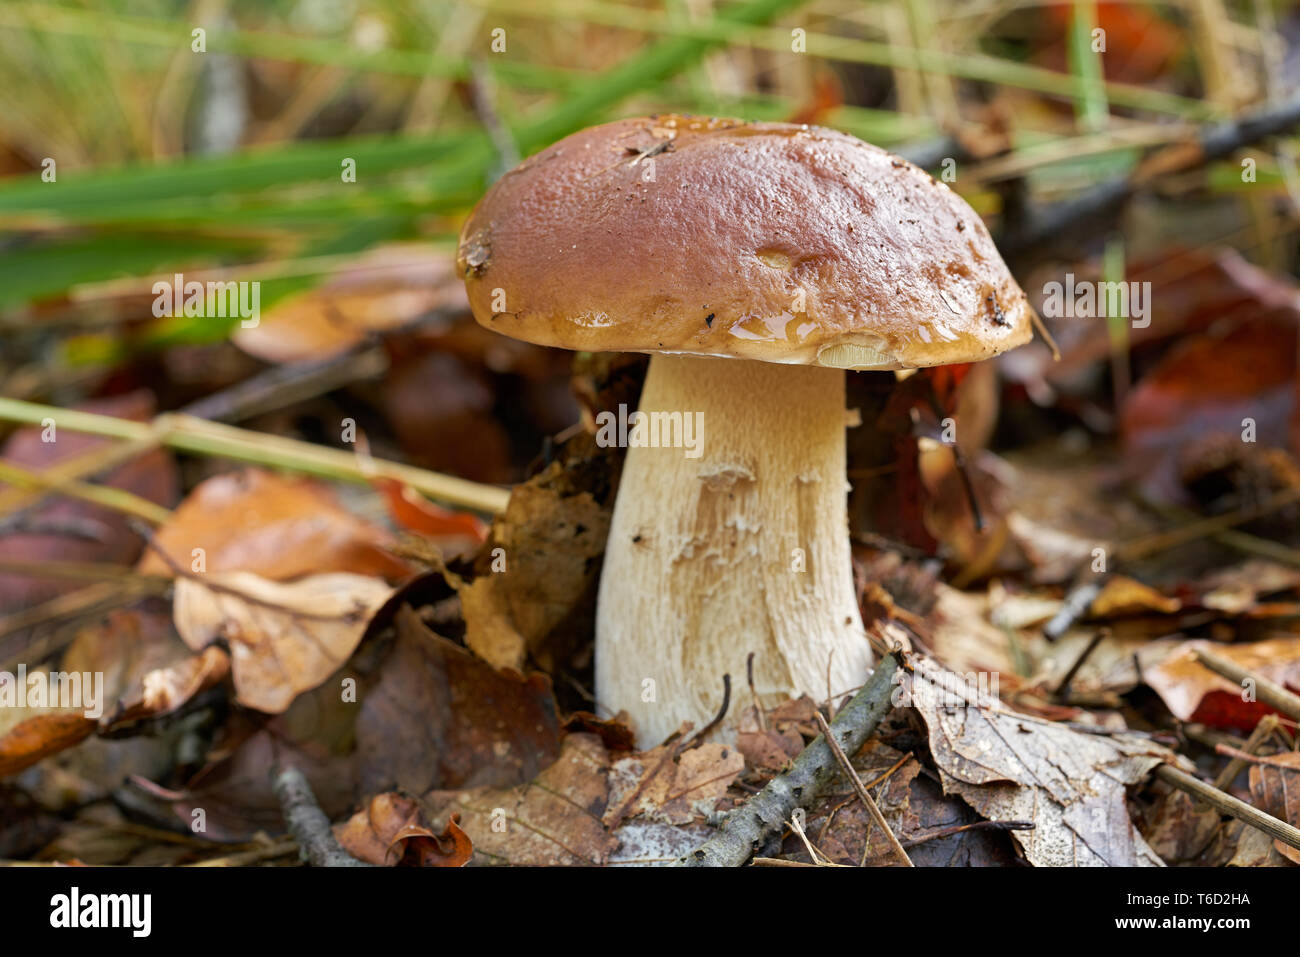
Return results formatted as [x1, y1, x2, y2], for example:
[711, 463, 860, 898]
[458, 115, 1033, 745]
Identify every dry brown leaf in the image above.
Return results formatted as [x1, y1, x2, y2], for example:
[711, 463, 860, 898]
[424, 732, 619, 866]
[137, 468, 410, 581]
[355, 606, 561, 795]
[924, 584, 1019, 678]
[106, 646, 230, 729]
[1090, 575, 1182, 617]
[160, 717, 357, 843]
[798, 739, 1019, 867]
[1199, 560, 1300, 614]
[1137, 785, 1221, 864]
[0, 712, 95, 779]
[1248, 751, 1300, 865]
[603, 742, 745, 828]
[335, 793, 472, 867]
[1145, 637, 1300, 730]
[908, 657, 1172, 866]
[232, 243, 464, 364]
[460, 466, 612, 673]
[173, 570, 392, 713]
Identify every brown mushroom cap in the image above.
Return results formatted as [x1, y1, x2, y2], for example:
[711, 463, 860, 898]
[457, 114, 1033, 370]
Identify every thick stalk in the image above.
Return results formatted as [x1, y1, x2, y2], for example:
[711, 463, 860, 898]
[596, 354, 872, 745]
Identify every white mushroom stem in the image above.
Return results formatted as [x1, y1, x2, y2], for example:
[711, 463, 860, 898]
[595, 353, 873, 746]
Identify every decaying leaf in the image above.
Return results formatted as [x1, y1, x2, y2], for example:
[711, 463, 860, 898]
[458, 452, 613, 673]
[603, 741, 744, 828]
[1144, 637, 1300, 730]
[798, 739, 1020, 867]
[106, 646, 230, 729]
[335, 792, 473, 867]
[424, 732, 619, 866]
[1135, 784, 1221, 865]
[1247, 751, 1300, 865]
[355, 606, 561, 795]
[923, 583, 1020, 679]
[173, 570, 392, 713]
[1198, 560, 1300, 614]
[908, 657, 1173, 866]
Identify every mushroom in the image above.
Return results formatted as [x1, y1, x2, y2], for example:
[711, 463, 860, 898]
[458, 115, 1033, 745]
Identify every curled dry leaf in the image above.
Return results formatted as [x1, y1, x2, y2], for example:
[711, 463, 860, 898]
[908, 657, 1173, 866]
[335, 792, 473, 867]
[105, 646, 230, 730]
[1144, 637, 1300, 730]
[137, 468, 410, 582]
[1247, 751, 1300, 866]
[173, 570, 392, 713]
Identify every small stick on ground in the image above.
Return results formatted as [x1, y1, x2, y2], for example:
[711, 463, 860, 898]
[1054, 629, 1108, 701]
[900, 819, 1034, 850]
[1043, 580, 1103, 642]
[1213, 715, 1280, 791]
[679, 653, 902, 867]
[1193, 647, 1300, 723]
[747, 652, 767, 733]
[1154, 764, 1300, 852]
[1213, 743, 1300, 772]
[813, 711, 912, 867]
[272, 766, 372, 867]
[686, 674, 731, 747]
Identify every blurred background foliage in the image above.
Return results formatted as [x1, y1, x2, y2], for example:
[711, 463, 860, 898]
[2, 0, 1300, 476]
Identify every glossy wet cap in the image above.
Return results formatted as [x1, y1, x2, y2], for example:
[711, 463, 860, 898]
[457, 115, 1033, 370]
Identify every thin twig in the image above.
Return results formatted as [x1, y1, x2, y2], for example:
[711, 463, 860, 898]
[0, 397, 510, 514]
[1154, 763, 1300, 852]
[813, 711, 912, 867]
[1213, 715, 1280, 791]
[272, 766, 371, 867]
[746, 652, 767, 733]
[1193, 646, 1300, 723]
[900, 819, 1034, 849]
[1054, 629, 1108, 700]
[687, 674, 731, 747]
[1043, 580, 1104, 642]
[1213, 742, 1300, 772]
[679, 653, 902, 867]
[0, 459, 170, 524]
